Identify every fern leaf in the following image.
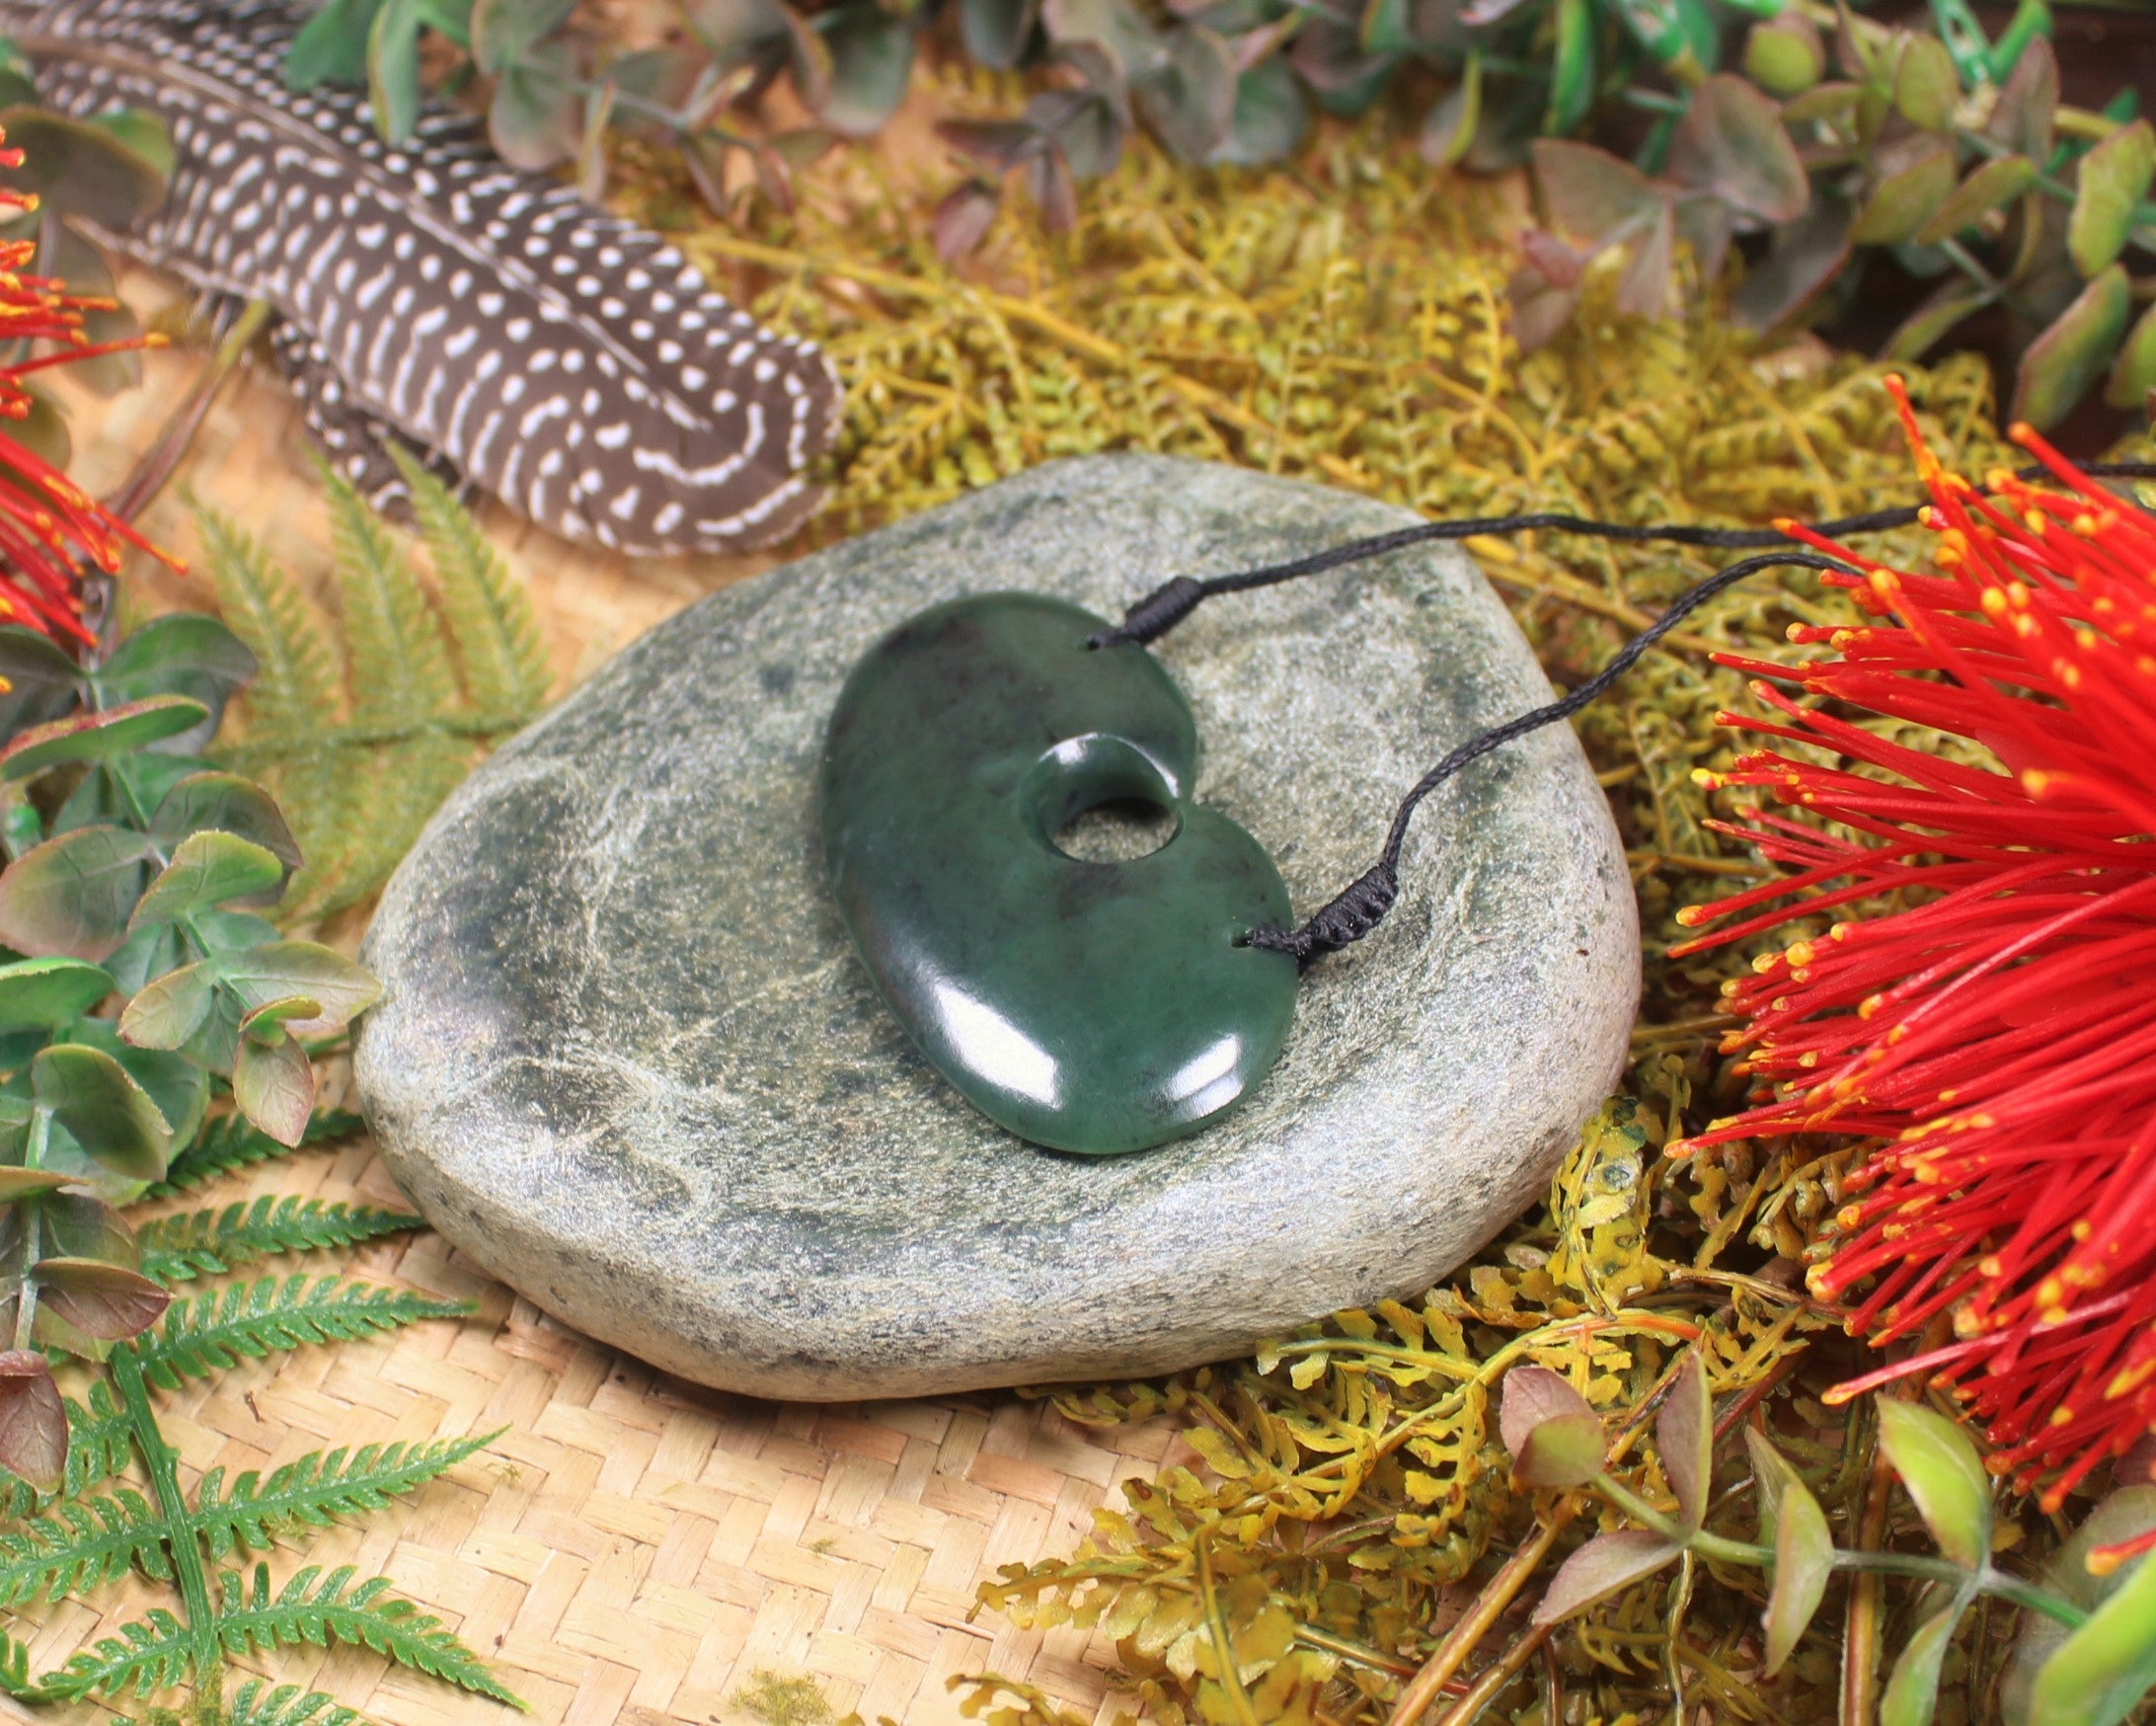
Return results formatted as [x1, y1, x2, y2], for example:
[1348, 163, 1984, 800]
[137, 1197, 424, 1284]
[146, 1109, 364, 1199]
[192, 1429, 500, 1560]
[214, 1563, 525, 1706]
[0, 1488, 172, 1608]
[196, 506, 340, 751]
[128, 1277, 472, 1392]
[319, 461, 457, 733]
[0, 1625, 38, 1698]
[37, 1606, 193, 1699]
[391, 446, 550, 721]
[226, 1679, 373, 1726]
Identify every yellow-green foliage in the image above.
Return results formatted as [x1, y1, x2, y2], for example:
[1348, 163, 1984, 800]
[198, 452, 551, 920]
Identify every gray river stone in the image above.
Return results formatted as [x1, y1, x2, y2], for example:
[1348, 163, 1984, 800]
[354, 455, 1639, 1401]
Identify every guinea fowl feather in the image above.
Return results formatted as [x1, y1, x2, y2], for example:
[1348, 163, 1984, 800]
[0, 0, 842, 554]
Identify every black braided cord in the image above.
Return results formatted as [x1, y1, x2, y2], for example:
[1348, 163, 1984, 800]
[1086, 459, 2156, 971]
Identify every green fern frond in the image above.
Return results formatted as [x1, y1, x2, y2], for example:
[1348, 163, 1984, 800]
[318, 462, 457, 733]
[0, 1626, 37, 1698]
[137, 1197, 424, 1284]
[192, 1429, 500, 1561]
[213, 1563, 524, 1706]
[390, 446, 550, 720]
[38, 1606, 193, 1699]
[0, 1488, 172, 1607]
[196, 507, 339, 749]
[225, 1679, 372, 1726]
[146, 1109, 364, 1199]
[129, 1278, 473, 1391]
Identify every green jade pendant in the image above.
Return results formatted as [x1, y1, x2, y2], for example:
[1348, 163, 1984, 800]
[819, 593, 1298, 1155]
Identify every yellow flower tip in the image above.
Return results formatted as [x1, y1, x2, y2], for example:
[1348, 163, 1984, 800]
[1867, 570, 1897, 596]
[1689, 768, 1723, 790]
[1978, 1255, 2003, 1278]
[2023, 767, 2052, 797]
[2074, 512, 2099, 536]
[1674, 904, 1702, 926]
[2059, 662, 2083, 689]
[1886, 1023, 1908, 1045]
[141, 331, 170, 351]
[1784, 621, 1806, 644]
[1979, 587, 2008, 616]
[17, 192, 35, 213]
[1769, 516, 1799, 535]
[1969, 1113, 1996, 1130]
[1719, 1037, 1744, 1057]
[1938, 1088, 1959, 1104]
[1786, 940, 1814, 967]
[2008, 583, 2032, 608]
[1791, 967, 1810, 983]
[1664, 1138, 1696, 1159]
[2072, 1219, 2094, 1242]
[2050, 1405, 2077, 1428]
[1819, 1381, 1856, 1407]
[1836, 1205, 1863, 1230]
[2008, 420, 2038, 447]
[2087, 1547, 2125, 1579]
[1751, 953, 1779, 975]
[1770, 996, 1790, 1012]
[1799, 1051, 1818, 1068]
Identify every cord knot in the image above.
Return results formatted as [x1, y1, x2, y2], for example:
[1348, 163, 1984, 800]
[1245, 864, 1399, 971]
[1089, 576, 1206, 649]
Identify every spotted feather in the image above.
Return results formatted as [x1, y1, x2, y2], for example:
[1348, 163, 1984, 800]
[0, 0, 842, 553]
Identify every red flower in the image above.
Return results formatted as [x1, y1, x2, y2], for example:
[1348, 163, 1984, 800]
[0, 132, 176, 647]
[1668, 378, 2156, 1508]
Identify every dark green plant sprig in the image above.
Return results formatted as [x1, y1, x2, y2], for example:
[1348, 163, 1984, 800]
[1504, 1352, 2156, 1726]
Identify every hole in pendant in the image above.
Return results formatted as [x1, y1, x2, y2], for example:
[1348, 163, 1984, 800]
[1051, 797, 1180, 863]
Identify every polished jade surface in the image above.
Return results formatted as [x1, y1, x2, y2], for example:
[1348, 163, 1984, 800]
[818, 592, 1297, 1155]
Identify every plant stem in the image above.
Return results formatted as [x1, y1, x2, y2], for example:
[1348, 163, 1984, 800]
[1384, 1501, 1579, 1726]
[9, 1108, 47, 1353]
[112, 1345, 220, 1693]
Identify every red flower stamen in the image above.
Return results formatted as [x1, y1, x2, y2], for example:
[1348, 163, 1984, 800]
[1670, 376, 2156, 1507]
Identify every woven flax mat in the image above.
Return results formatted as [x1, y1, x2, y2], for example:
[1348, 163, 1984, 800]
[4, 301, 1180, 1726]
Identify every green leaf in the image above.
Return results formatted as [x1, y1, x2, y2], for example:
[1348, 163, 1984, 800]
[488, 39, 581, 169]
[0, 696, 209, 782]
[1744, 16, 1823, 96]
[95, 614, 256, 746]
[1886, 275, 1997, 360]
[1743, 1429, 1834, 1676]
[149, 771, 302, 873]
[210, 1562, 525, 1704]
[470, 0, 574, 71]
[64, 1019, 207, 1151]
[1669, 74, 1807, 221]
[1852, 140, 1959, 244]
[365, 0, 424, 142]
[217, 941, 381, 1033]
[1918, 154, 2037, 244]
[126, 1276, 472, 1391]
[32, 1043, 172, 1182]
[1419, 54, 1480, 168]
[2068, 118, 2156, 277]
[31, 1257, 169, 1340]
[1893, 34, 1958, 131]
[1215, 56, 1305, 168]
[1543, 0, 1593, 134]
[225, 1681, 370, 1726]
[2109, 301, 2156, 411]
[2013, 263, 2132, 432]
[232, 1033, 315, 1148]
[2004, 1487, 2156, 1726]
[1876, 1398, 1991, 1570]
[192, 1428, 500, 1558]
[1532, 1530, 1681, 1621]
[1985, 32, 2056, 160]
[961, 0, 1040, 69]
[285, 0, 387, 87]
[131, 831, 286, 929]
[1883, 1595, 1973, 1726]
[1532, 138, 1663, 242]
[1136, 23, 1236, 163]
[1657, 1352, 1712, 1531]
[0, 628, 84, 741]
[136, 1196, 424, 1284]
[117, 962, 215, 1052]
[0, 957, 114, 1029]
[1500, 1366, 1602, 1487]
[818, 3, 916, 137]
[37, 1605, 193, 1699]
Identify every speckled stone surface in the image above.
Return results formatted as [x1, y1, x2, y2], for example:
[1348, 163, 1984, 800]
[354, 456, 1640, 1401]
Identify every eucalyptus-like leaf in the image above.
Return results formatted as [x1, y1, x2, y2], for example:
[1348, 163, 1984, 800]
[0, 957, 114, 1030]
[0, 825, 153, 961]
[67, 1023, 208, 1155]
[1420, 55, 1480, 167]
[0, 696, 209, 782]
[32, 1257, 170, 1341]
[0, 1350, 64, 1492]
[1614, 205, 1675, 319]
[1745, 1431, 1833, 1676]
[2002, 1488, 2156, 1725]
[365, 0, 424, 143]
[1500, 1366, 1597, 1451]
[0, 627, 86, 741]
[1532, 138, 1661, 242]
[1212, 56, 1304, 167]
[1657, 1352, 1711, 1532]
[1886, 275, 1996, 360]
[1532, 1530, 1680, 1622]
[2013, 265, 2131, 432]
[962, 0, 1041, 68]
[1851, 139, 1958, 245]
[217, 943, 382, 1037]
[1136, 23, 1236, 161]
[1542, 0, 1592, 135]
[150, 772, 302, 874]
[284, 0, 386, 88]
[0, 1167, 84, 1203]
[232, 1033, 316, 1148]
[131, 832, 286, 930]
[932, 179, 1001, 261]
[1883, 1595, 1973, 1726]
[32, 1043, 172, 1182]
[2108, 302, 2156, 412]
[1667, 73, 1808, 223]
[470, 0, 574, 72]
[119, 961, 217, 1053]
[2027, 1547, 2156, 1726]
[2068, 119, 2156, 278]
[489, 40, 582, 169]
[1744, 15, 1822, 96]
[1876, 1398, 1991, 1571]
[1984, 33, 2056, 161]
[1892, 33, 1958, 131]
[95, 613, 257, 747]
[819, 4, 916, 137]
[0, 106, 169, 229]
[1918, 154, 2037, 245]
